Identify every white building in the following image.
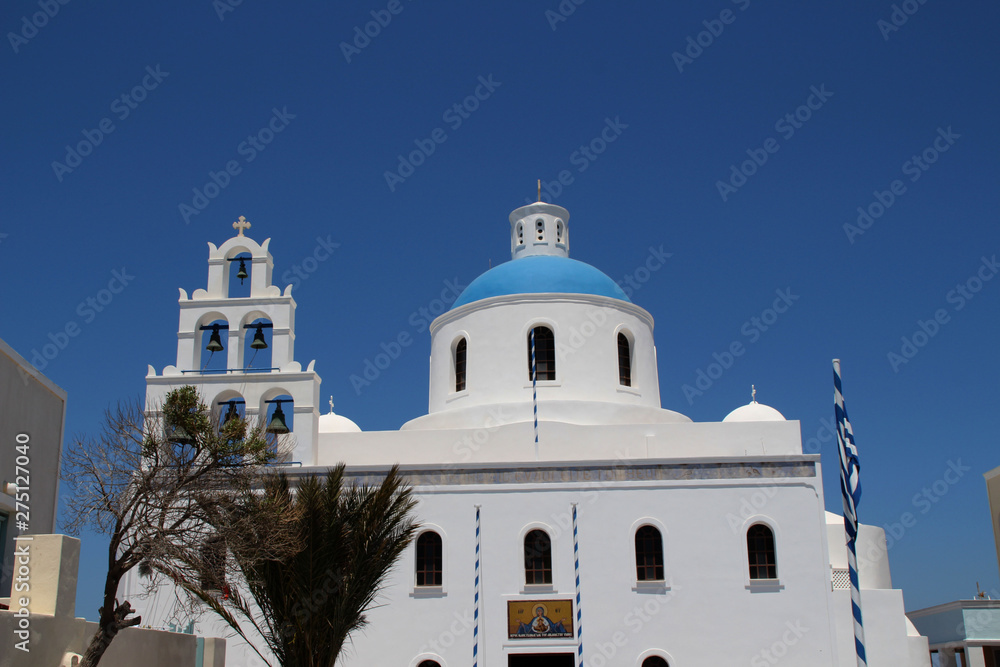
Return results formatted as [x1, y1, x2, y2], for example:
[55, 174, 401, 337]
[0, 336, 66, 602]
[126, 203, 929, 667]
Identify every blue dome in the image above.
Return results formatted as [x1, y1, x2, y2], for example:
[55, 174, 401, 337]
[451, 255, 630, 309]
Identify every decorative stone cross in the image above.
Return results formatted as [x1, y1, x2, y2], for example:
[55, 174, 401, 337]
[329, 396, 335, 414]
[233, 215, 251, 236]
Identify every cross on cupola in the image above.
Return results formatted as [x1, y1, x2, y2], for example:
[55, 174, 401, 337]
[233, 215, 251, 236]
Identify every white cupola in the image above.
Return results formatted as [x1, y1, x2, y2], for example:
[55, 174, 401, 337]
[318, 397, 362, 434]
[510, 202, 570, 259]
[723, 386, 786, 422]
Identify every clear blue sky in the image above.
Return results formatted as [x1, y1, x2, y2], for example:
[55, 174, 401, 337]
[2, 1, 998, 620]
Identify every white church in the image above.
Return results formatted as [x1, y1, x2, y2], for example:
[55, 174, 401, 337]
[126, 201, 931, 666]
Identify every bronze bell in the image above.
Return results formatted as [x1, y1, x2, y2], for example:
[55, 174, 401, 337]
[250, 324, 268, 350]
[267, 403, 290, 434]
[205, 324, 224, 353]
[236, 258, 249, 284]
[168, 422, 196, 446]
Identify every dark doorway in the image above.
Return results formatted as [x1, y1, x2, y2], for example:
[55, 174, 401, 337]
[508, 653, 575, 667]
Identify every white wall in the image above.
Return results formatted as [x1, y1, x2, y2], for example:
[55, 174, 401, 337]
[830, 589, 930, 667]
[320, 419, 806, 468]
[422, 294, 670, 426]
[826, 515, 894, 590]
[340, 471, 838, 666]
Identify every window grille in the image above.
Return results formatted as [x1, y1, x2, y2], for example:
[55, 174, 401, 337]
[618, 332, 632, 386]
[524, 530, 552, 584]
[454, 338, 467, 392]
[747, 524, 777, 580]
[831, 568, 851, 590]
[415, 532, 443, 586]
[635, 525, 664, 581]
[528, 327, 556, 381]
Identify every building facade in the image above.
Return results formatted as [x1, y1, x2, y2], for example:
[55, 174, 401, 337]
[0, 336, 66, 602]
[125, 203, 929, 666]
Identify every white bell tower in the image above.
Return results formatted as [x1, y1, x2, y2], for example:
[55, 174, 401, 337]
[145, 215, 322, 465]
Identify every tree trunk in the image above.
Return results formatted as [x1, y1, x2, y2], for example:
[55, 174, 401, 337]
[79, 600, 141, 667]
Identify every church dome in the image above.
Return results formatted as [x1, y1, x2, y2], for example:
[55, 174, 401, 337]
[451, 255, 630, 310]
[420, 197, 675, 426]
[318, 404, 361, 433]
[723, 401, 786, 422]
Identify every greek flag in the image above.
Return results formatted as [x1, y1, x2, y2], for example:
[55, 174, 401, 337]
[834, 359, 866, 667]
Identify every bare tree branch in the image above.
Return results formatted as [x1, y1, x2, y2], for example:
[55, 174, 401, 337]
[61, 387, 285, 667]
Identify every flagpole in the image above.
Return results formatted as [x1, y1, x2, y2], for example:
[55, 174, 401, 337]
[834, 359, 867, 667]
[473, 505, 481, 667]
[531, 327, 539, 460]
[572, 503, 583, 667]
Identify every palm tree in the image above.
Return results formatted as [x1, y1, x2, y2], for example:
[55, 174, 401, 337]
[182, 464, 418, 667]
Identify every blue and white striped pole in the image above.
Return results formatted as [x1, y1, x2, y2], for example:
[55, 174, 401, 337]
[474, 505, 481, 667]
[573, 503, 583, 667]
[531, 327, 539, 459]
[834, 359, 866, 667]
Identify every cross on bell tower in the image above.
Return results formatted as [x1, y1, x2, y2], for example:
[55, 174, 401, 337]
[233, 215, 251, 237]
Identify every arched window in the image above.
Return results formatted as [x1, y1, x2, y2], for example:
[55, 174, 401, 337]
[535, 218, 545, 241]
[528, 326, 555, 381]
[747, 524, 777, 580]
[642, 657, 669, 667]
[227, 253, 252, 299]
[264, 395, 293, 434]
[556, 219, 564, 243]
[524, 530, 552, 584]
[415, 532, 443, 586]
[418, 662, 441, 667]
[618, 332, 632, 387]
[454, 338, 467, 392]
[199, 318, 229, 373]
[216, 397, 245, 432]
[516, 222, 524, 246]
[243, 317, 273, 371]
[635, 525, 664, 581]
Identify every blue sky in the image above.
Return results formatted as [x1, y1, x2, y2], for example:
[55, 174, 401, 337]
[2, 0, 998, 620]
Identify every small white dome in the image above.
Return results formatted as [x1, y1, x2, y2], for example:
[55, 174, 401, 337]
[318, 411, 361, 433]
[318, 397, 361, 433]
[723, 401, 786, 423]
